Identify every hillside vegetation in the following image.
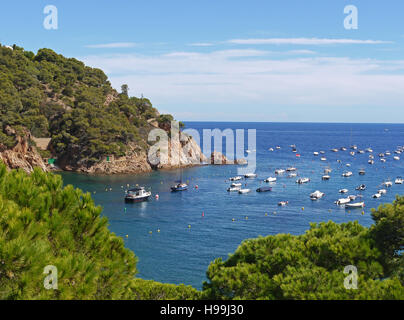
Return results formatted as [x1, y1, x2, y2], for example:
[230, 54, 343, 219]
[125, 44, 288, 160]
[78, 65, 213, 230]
[0, 44, 174, 169]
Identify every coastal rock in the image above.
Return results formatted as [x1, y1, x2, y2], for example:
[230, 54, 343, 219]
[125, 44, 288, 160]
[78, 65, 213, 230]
[210, 151, 231, 165]
[0, 134, 48, 173]
[236, 158, 248, 165]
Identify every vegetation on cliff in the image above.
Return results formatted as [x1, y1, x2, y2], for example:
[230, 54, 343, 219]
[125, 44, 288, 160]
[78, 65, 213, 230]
[0, 44, 176, 169]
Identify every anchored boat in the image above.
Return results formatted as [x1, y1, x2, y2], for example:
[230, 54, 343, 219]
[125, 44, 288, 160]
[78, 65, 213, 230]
[125, 187, 151, 202]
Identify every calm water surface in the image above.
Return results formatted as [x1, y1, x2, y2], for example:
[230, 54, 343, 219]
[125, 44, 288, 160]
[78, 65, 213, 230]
[59, 122, 404, 289]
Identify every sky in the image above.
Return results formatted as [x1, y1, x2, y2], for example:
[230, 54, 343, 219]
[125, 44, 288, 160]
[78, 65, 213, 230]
[1, 0, 404, 122]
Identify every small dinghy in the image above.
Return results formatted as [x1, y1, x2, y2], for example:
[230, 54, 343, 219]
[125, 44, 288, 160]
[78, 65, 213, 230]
[395, 177, 403, 184]
[275, 169, 286, 174]
[244, 173, 257, 178]
[288, 173, 297, 178]
[359, 169, 366, 175]
[256, 186, 272, 192]
[230, 176, 242, 181]
[286, 167, 297, 172]
[231, 183, 242, 187]
[171, 183, 188, 192]
[383, 181, 393, 188]
[340, 147, 347, 151]
[356, 184, 366, 191]
[238, 188, 251, 194]
[394, 156, 400, 161]
[372, 193, 382, 199]
[342, 171, 353, 177]
[336, 198, 351, 205]
[348, 195, 357, 201]
[227, 187, 241, 192]
[125, 187, 151, 202]
[310, 190, 325, 200]
[381, 158, 387, 163]
[378, 189, 387, 195]
[296, 178, 310, 184]
[264, 177, 277, 183]
[345, 202, 365, 209]
[339, 189, 349, 194]
[368, 160, 375, 165]
[278, 201, 289, 206]
[320, 157, 327, 161]
[322, 175, 331, 180]
[313, 152, 319, 156]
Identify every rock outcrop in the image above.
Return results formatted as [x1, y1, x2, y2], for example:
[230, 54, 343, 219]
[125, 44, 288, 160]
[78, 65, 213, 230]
[0, 133, 48, 173]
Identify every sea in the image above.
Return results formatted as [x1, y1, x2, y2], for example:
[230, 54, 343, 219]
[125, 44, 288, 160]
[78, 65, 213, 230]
[59, 122, 404, 289]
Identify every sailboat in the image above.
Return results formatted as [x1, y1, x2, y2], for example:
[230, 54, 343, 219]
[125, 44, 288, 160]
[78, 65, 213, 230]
[171, 141, 188, 192]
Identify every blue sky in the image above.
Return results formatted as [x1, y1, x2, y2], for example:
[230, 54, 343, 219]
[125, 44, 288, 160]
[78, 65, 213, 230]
[1, 0, 404, 122]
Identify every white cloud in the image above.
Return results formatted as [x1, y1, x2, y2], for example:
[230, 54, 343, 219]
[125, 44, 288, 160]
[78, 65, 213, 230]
[227, 38, 392, 45]
[85, 42, 137, 48]
[81, 49, 404, 121]
[188, 42, 214, 47]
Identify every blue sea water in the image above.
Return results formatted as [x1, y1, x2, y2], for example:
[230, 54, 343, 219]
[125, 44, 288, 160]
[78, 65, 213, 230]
[59, 122, 404, 290]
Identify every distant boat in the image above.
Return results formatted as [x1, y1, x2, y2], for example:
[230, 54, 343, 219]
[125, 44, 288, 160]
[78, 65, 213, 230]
[368, 160, 374, 165]
[331, 148, 338, 152]
[286, 167, 297, 172]
[244, 173, 257, 178]
[359, 169, 366, 175]
[378, 189, 387, 195]
[383, 181, 393, 188]
[322, 175, 331, 180]
[355, 184, 366, 191]
[288, 173, 297, 178]
[296, 178, 310, 184]
[320, 157, 327, 161]
[394, 156, 400, 161]
[340, 147, 347, 151]
[310, 190, 325, 200]
[275, 169, 286, 174]
[380, 158, 386, 163]
[229, 176, 242, 181]
[171, 183, 188, 192]
[256, 186, 272, 193]
[313, 152, 319, 156]
[345, 202, 365, 209]
[278, 201, 289, 206]
[342, 171, 353, 177]
[339, 189, 349, 194]
[227, 187, 241, 192]
[231, 183, 242, 187]
[395, 177, 403, 184]
[372, 193, 382, 199]
[336, 198, 351, 205]
[264, 177, 277, 183]
[238, 188, 251, 194]
[125, 187, 151, 202]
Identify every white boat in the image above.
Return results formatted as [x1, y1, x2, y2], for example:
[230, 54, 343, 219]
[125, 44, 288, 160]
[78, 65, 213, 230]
[340, 147, 347, 151]
[320, 151, 325, 154]
[269, 148, 274, 151]
[368, 160, 374, 165]
[276, 146, 281, 150]
[345, 202, 365, 209]
[238, 188, 251, 194]
[378, 189, 387, 195]
[386, 151, 391, 156]
[366, 148, 373, 153]
[278, 201, 289, 206]
[313, 152, 319, 156]
[230, 176, 242, 181]
[231, 183, 242, 187]
[372, 193, 382, 199]
[395, 177, 403, 184]
[286, 167, 297, 172]
[339, 189, 349, 194]
[227, 187, 241, 192]
[275, 169, 286, 174]
[336, 198, 351, 205]
[348, 195, 358, 201]
[331, 149, 338, 152]
[342, 171, 353, 177]
[346, 163, 351, 167]
[380, 158, 386, 163]
[296, 178, 310, 184]
[244, 173, 257, 178]
[383, 181, 393, 188]
[359, 169, 366, 175]
[324, 168, 332, 174]
[379, 153, 385, 157]
[288, 173, 297, 178]
[394, 156, 400, 161]
[310, 190, 325, 200]
[125, 187, 152, 202]
[369, 155, 374, 159]
[264, 177, 277, 183]
[320, 157, 327, 161]
[322, 175, 331, 180]
[350, 151, 355, 156]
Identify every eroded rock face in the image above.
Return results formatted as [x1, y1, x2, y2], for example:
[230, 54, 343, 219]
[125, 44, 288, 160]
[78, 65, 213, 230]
[0, 134, 48, 173]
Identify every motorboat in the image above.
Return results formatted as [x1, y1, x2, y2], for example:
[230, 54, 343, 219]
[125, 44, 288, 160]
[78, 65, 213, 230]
[383, 181, 393, 188]
[231, 183, 242, 187]
[324, 168, 332, 174]
[378, 153, 385, 158]
[394, 156, 400, 161]
[378, 189, 387, 195]
[372, 193, 382, 199]
[366, 148, 373, 153]
[275, 169, 286, 174]
[340, 147, 347, 151]
[350, 145, 358, 150]
[322, 175, 331, 180]
[286, 167, 297, 172]
[346, 163, 351, 167]
[381, 158, 386, 163]
[350, 151, 355, 156]
[310, 190, 325, 200]
[368, 160, 374, 165]
[331, 148, 338, 152]
[339, 189, 349, 194]
[276, 146, 281, 150]
[229, 176, 242, 181]
[244, 173, 257, 178]
[336, 198, 351, 205]
[359, 169, 366, 175]
[296, 178, 310, 184]
[320, 157, 327, 161]
[288, 173, 297, 178]
[125, 187, 151, 202]
[313, 152, 319, 156]
[278, 201, 289, 206]
[358, 150, 365, 154]
[256, 186, 272, 192]
[342, 171, 353, 177]
[395, 177, 403, 184]
[269, 148, 274, 151]
[264, 177, 277, 183]
[227, 186, 241, 192]
[320, 151, 325, 154]
[238, 188, 251, 194]
[171, 182, 188, 192]
[386, 151, 392, 156]
[345, 202, 365, 209]
[356, 184, 366, 191]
